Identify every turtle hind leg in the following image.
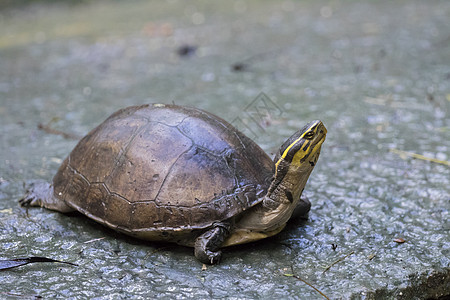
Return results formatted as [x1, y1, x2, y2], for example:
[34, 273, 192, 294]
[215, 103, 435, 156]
[19, 181, 75, 213]
[194, 222, 231, 265]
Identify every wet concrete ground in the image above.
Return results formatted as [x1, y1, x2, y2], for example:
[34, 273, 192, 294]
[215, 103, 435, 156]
[0, 0, 449, 299]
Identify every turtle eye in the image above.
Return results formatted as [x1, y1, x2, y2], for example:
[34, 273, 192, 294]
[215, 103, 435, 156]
[304, 131, 314, 140]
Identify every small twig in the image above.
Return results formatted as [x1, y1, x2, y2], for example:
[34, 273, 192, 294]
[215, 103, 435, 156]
[390, 148, 450, 166]
[1, 292, 42, 298]
[37, 123, 81, 140]
[283, 273, 330, 300]
[83, 237, 106, 244]
[322, 251, 355, 274]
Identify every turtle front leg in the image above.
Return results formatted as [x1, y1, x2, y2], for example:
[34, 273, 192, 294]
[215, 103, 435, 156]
[194, 221, 231, 265]
[290, 194, 311, 220]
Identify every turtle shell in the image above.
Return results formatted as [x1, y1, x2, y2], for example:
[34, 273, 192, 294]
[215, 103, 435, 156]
[52, 104, 273, 244]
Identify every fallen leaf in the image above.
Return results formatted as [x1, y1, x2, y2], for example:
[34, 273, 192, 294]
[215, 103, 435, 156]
[393, 238, 406, 244]
[0, 257, 77, 271]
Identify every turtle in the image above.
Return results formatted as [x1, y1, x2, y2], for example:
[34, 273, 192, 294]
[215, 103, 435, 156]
[20, 103, 327, 264]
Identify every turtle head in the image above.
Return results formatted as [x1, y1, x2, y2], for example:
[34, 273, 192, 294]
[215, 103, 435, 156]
[275, 120, 326, 173]
[226, 121, 326, 237]
[265, 120, 327, 209]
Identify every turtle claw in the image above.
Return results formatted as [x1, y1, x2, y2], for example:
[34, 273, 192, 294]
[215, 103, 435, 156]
[19, 192, 40, 207]
[209, 251, 222, 265]
[18, 182, 51, 208]
[18, 195, 32, 207]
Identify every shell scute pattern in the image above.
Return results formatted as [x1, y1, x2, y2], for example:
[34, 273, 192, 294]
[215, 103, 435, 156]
[55, 104, 273, 233]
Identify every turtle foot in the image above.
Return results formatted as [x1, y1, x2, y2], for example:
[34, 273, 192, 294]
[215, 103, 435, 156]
[194, 248, 222, 265]
[194, 222, 231, 265]
[19, 182, 52, 207]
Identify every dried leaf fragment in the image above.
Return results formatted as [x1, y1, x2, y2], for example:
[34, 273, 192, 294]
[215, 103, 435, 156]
[0, 256, 77, 271]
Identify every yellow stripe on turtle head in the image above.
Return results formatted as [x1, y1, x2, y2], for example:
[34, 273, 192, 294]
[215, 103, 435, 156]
[275, 120, 322, 170]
